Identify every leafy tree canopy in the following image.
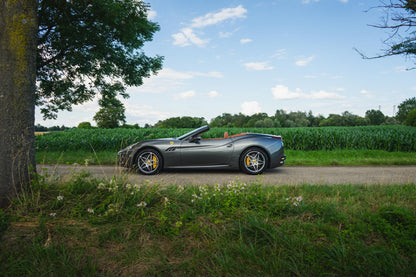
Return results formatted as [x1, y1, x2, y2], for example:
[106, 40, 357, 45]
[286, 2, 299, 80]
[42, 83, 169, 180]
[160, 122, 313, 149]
[405, 108, 416, 126]
[93, 95, 126, 129]
[36, 0, 163, 119]
[396, 97, 416, 122]
[77, 121, 92, 129]
[365, 109, 385, 125]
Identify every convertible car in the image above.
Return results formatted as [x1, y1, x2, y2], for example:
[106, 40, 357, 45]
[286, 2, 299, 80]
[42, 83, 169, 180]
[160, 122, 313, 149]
[118, 125, 286, 175]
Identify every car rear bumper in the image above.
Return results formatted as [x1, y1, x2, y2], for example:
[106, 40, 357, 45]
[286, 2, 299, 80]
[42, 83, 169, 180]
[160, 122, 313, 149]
[269, 150, 286, 168]
[279, 155, 286, 166]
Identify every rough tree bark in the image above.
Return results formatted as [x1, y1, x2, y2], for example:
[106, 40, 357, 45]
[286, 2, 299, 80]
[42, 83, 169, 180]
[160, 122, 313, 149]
[0, 0, 38, 207]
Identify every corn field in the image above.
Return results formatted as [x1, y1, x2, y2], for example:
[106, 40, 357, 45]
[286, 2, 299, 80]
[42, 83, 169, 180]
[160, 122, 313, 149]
[35, 125, 416, 152]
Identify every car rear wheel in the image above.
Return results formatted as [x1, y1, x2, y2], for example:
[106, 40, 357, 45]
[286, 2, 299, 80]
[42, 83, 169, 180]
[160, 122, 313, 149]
[240, 147, 268, 175]
[135, 149, 162, 175]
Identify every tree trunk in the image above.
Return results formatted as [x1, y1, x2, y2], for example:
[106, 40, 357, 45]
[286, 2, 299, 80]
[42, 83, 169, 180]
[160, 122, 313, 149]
[0, 0, 38, 208]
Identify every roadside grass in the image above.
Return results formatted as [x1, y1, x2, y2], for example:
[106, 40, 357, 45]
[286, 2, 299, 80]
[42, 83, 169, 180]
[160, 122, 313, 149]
[36, 150, 117, 165]
[1, 171, 415, 276]
[35, 149, 416, 166]
[286, 150, 416, 166]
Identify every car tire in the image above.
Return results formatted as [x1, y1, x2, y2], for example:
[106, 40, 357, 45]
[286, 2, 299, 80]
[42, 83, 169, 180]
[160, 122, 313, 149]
[240, 147, 268, 175]
[135, 149, 163, 175]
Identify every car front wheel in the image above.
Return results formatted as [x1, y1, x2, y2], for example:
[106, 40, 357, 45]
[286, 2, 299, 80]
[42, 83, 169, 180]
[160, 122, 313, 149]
[240, 147, 268, 175]
[135, 149, 162, 175]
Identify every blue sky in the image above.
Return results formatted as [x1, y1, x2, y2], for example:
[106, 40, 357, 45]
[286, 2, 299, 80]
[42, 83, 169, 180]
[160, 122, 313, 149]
[36, 0, 416, 127]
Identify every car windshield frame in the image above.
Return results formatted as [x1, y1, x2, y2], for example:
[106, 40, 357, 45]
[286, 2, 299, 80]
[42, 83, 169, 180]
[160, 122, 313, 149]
[177, 125, 210, 141]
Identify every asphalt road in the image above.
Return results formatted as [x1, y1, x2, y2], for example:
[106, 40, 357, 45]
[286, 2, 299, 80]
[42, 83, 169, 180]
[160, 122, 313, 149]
[37, 165, 416, 185]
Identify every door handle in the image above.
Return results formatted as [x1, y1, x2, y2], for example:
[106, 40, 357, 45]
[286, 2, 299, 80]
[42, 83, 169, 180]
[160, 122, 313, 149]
[227, 144, 233, 147]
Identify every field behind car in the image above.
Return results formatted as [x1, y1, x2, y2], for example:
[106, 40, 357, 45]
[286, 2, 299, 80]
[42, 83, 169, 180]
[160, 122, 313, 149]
[35, 125, 416, 166]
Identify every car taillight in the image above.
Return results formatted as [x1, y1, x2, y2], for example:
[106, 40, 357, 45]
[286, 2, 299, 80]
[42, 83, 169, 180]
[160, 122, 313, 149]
[272, 136, 282, 141]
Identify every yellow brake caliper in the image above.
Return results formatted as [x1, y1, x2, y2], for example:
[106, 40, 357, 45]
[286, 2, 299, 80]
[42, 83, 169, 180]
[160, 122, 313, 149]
[246, 156, 250, 166]
[152, 155, 158, 169]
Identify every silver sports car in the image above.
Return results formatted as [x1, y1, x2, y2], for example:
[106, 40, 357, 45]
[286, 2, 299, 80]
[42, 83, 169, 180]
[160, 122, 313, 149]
[118, 125, 286, 175]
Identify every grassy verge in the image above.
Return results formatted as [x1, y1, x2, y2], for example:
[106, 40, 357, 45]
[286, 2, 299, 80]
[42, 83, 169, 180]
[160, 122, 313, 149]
[1, 173, 415, 276]
[36, 150, 117, 165]
[286, 150, 416, 166]
[35, 150, 416, 166]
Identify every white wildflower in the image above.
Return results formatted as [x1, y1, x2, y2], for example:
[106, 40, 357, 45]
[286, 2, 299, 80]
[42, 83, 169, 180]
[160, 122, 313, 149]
[87, 208, 94, 214]
[57, 195, 64, 201]
[98, 183, 106, 190]
[136, 201, 147, 207]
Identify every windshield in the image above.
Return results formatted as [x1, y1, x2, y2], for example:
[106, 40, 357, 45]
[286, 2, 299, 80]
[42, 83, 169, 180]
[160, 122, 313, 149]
[177, 125, 210, 140]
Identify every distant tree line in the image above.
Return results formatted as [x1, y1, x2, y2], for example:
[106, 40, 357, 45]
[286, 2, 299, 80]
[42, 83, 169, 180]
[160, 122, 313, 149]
[154, 117, 208, 128]
[154, 97, 415, 128]
[35, 97, 416, 130]
[34, 125, 71, 132]
[209, 109, 396, 128]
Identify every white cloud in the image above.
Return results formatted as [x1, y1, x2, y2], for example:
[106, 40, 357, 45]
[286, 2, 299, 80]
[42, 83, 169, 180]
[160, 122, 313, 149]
[207, 91, 219, 98]
[147, 9, 157, 20]
[219, 31, 233, 38]
[240, 38, 252, 44]
[395, 66, 407, 72]
[175, 90, 196, 100]
[309, 90, 345, 100]
[190, 71, 223, 78]
[339, 0, 348, 3]
[125, 103, 172, 124]
[172, 28, 209, 47]
[172, 5, 247, 47]
[130, 68, 222, 94]
[360, 89, 372, 94]
[295, 56, 315, 66]
[190, 5, 247, 28]
[272, 84, 345, 100]
[241, 101, 261, 115]
[172, 32, 190, 47]
[244, 62, 274, 71]
[159, 68, 194, 80]
[272, 85, 303, 100]
[272, 49, 287, 59]
[130, 68, 192, 94]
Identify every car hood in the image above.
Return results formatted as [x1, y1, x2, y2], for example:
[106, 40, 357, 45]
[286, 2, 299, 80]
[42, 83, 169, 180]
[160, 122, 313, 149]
[119, 138, 175, 152]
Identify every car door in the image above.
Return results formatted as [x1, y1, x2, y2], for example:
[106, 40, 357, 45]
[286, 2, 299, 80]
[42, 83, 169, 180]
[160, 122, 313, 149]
[179, 138, 234, 167]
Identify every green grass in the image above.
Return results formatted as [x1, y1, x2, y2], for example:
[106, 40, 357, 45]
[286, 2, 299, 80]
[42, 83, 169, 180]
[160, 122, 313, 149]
[36, 150, 117, 165]
[1, 172, 415, 276]
[36, 149, 416, 166]
[286, 150, 416, 166]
